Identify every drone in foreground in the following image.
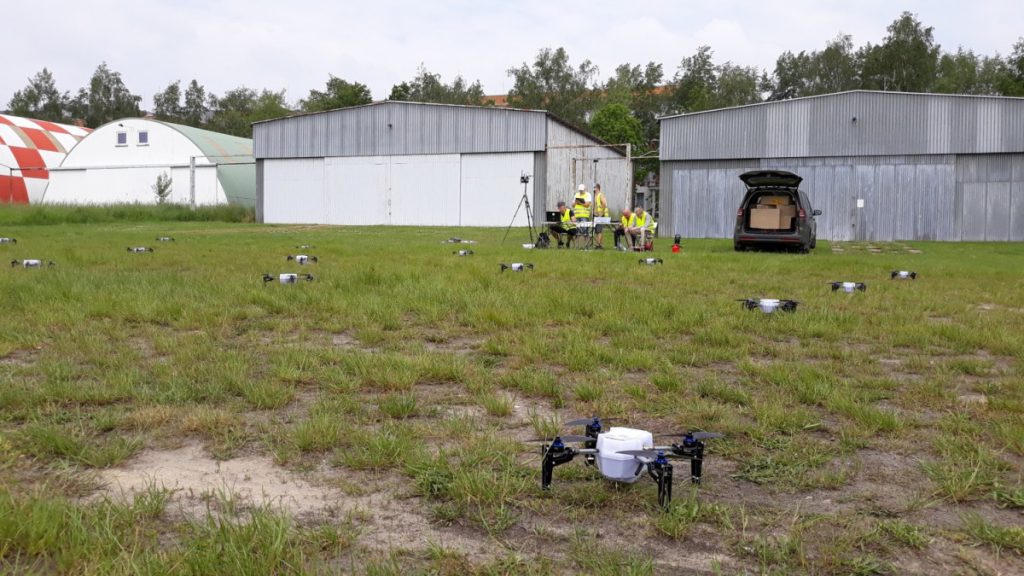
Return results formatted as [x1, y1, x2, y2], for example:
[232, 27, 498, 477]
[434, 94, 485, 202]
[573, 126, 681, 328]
[156, 236, 175, 242]
[286, 254, 318, 264]
[0, 237, 16, 244]
[738, 298, 799, 313]
[501, 263, 534, 272]
[127, 247, 154, 253]
[262, 273, 315, 284]
[639, 258, 664, 265]
[453, 250, 474, 256]
[537, 417, 723, 508]
[891, 270, 917, 280]
[829, 281, 867, 293]
[11, 259, 55, 268]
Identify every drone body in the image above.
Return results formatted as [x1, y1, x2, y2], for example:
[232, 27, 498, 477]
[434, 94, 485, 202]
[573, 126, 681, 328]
[739, 298, 798, 313]
[127, 247, 154, 253]
[540, 417, 722, 508]
[0, 237, 16, 244]
[453, 250, 474, 256]
[296, 244, 314, 250]
[830, 281, 867, 293]
[12, 259, 54, 268]
[639, 258, 664, 265]
[443, 237, 476, 245]
[891, 270, 917, 280]
[156, 237, 175, 242]
[263, 273, 315, 284]
[286, 254, 318, 264]
[501, 263, 533, 272]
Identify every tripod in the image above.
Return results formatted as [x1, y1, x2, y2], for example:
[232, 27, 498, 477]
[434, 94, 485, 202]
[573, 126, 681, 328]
[503, 174, 535, 245]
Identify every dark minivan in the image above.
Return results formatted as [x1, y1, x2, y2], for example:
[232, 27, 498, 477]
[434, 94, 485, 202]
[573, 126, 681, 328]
[733, 170, 821, 253]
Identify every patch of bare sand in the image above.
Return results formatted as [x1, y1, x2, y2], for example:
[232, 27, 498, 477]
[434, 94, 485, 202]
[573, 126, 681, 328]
[96, 443, 491, 558]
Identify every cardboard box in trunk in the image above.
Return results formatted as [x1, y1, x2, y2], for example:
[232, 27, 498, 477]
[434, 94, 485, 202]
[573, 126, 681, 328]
[778, 205, 797, 229]
[750, 206, 781, 229]
[758, 195, 792, 206]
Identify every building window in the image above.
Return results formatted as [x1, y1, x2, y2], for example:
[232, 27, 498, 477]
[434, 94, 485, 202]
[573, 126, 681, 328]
[116, 131, 127, 146]
[138, 131, 149, 146]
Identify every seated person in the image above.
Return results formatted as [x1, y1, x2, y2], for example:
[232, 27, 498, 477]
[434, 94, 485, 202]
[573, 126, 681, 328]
[627, 207, 656, 250]
[614, 208, 634, 250]
[547, 201, 578, 248]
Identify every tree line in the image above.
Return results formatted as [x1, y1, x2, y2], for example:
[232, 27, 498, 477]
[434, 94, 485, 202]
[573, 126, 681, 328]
[6, 12, 1024, 161]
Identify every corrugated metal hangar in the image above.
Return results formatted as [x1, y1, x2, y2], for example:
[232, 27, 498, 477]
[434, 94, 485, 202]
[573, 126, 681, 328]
[253, 101, 629, 226]
[660, 91, 1024, 242]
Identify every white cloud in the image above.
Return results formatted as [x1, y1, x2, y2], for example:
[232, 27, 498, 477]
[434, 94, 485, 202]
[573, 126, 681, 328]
[3, 0, 1021, 112]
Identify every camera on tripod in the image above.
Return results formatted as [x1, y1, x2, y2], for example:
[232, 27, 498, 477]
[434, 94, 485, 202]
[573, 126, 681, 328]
[520, 174, 531, 184]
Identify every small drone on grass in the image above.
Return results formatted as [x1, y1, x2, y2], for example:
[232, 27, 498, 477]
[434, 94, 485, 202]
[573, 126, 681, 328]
[453, 250, 474, 256]
[127, 247, 154, 253]
[738, 298, 799, 313]
[442, 237, 477, 245]
[156, 237, 175, 242]
[296, 244, 315, 250]
[263, 273, 315, 284]
[0, 237, 16, 244]
[501, 263, 533, 272]
[829, 281, 867, 293]
[891, 270, 917, 280]
[286, 254, 318, 264]
[11, 259, 55, 268]
[639, 258, 664, 265]
[536, 417, 723, 508]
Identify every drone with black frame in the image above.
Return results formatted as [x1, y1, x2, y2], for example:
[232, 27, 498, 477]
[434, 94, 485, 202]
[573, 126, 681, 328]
[536, 417, 723, 508]
[738, 298, 799, 313]
[263, 273, 315, 284]
[11, 259, 55, 268]
[0, 237, 16, 244]
[891, 270, 917, 280]
[453, 250, 474, 256]
[286, 254, 319, 264]
[500, 263, 533, 272]
[829, 281, 867, 293]
[639, 258, 664, 265]
[127, 246, 154, 253]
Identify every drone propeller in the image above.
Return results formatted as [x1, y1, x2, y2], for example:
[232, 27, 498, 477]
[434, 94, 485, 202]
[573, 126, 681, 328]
[564, 417, 611, 427]
[529, 434, 591, 443]
[616, 449, 667, 459]
[656, 431, 725, 441]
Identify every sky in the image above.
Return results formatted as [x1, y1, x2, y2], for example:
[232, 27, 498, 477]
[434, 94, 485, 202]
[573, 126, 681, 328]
[5, 0, 1022, 110]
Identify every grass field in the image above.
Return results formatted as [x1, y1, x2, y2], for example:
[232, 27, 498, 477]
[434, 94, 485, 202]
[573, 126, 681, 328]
[0, 210, 1022, 575]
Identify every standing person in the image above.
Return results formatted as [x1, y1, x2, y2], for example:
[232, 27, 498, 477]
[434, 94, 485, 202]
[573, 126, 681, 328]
[547, 201, 578, 248]
[592, 183, 609, 249]
[614, 208, 635, 251]
[572, 184, 592, 247]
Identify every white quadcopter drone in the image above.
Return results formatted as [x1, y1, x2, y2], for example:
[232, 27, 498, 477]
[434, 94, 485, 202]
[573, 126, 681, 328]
[738, 298, 798, 313]
[11, 259, 55, 268]
[262, 273, 315, 284]
[501, 263, 533, 272]
[127, 247, 154, 253]
[891, 270, 917, 280]
[0, 237, 16, 244]
[286, 254, 318, 265]
[639, 258, 664, 265]
[453, 250, 474, 256]
[829, 281, 867, 293]
[442, 237, 477, 245]
[539, 417, 723, 508]
[156, 236, 175, 242]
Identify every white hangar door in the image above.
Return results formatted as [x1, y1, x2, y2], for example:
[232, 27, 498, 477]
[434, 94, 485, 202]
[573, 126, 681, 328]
[388, 154, 461, 225]
[325, 156, 388, 225]
[460, 153, 535, 226]
[263, 159, 325, 224]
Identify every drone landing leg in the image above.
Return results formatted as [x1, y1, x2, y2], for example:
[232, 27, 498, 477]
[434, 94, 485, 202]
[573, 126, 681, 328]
[541, 446, 576, 489]
[690, 445, 704, 484]
[659, 463, 673, 508]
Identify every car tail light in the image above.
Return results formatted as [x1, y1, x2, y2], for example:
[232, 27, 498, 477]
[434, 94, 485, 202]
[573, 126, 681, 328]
[798, 208, 806, 219]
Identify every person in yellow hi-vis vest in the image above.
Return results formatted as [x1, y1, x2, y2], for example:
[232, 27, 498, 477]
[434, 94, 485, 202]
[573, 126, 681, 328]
[614, 208, 635, 251]
[628, 207, 656, 251]
[547, 201, 578, 248]
[592, 183, 609, 249]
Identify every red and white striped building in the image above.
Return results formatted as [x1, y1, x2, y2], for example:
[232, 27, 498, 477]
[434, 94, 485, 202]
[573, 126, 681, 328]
[0, 113, 90, 204]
